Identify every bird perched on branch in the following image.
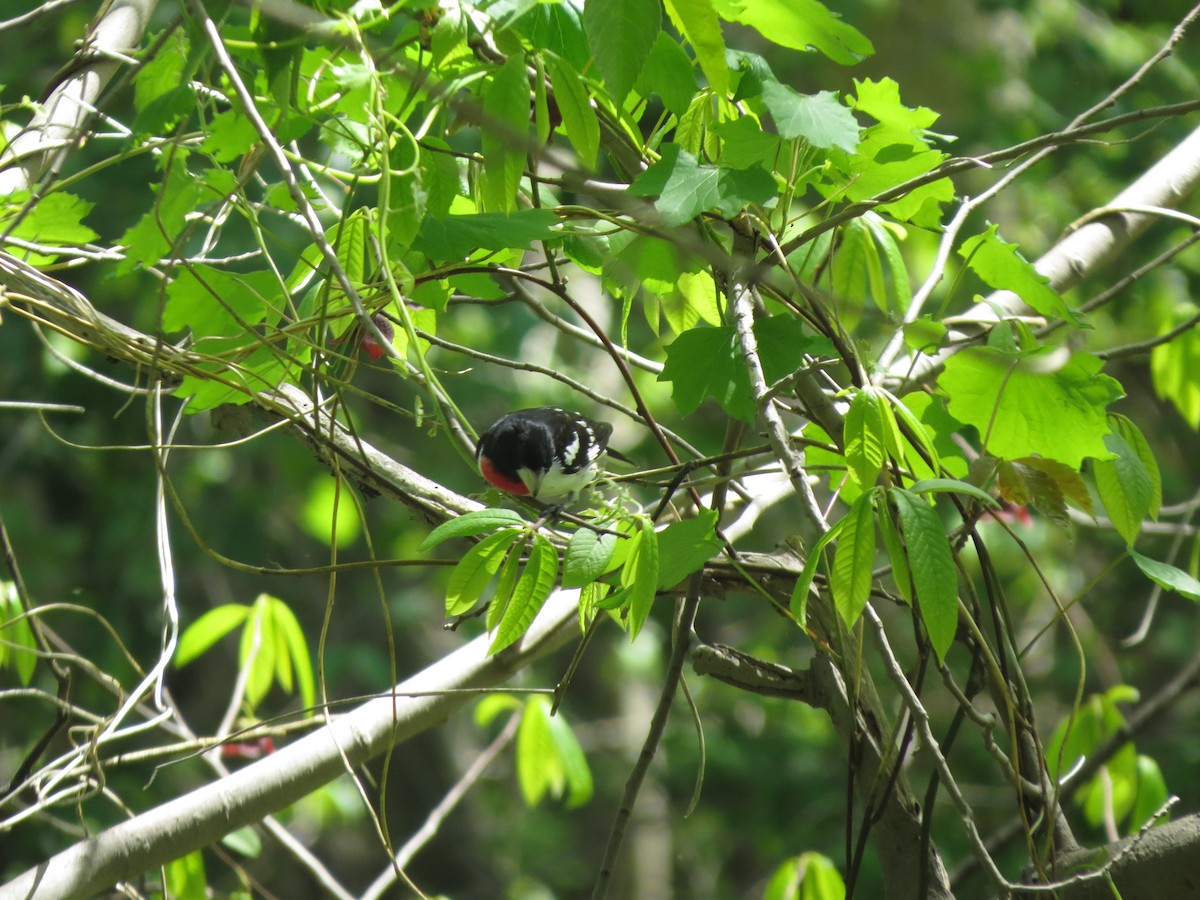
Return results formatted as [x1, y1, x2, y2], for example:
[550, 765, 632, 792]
[476, 407, 613, 501]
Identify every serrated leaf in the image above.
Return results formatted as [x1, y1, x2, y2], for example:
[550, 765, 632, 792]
[446, 529, 522, 616]
[663, 0, 728, 98]
[0, 584, 37, 685]
[907, 478, 998, 507]
[876, 498, 912, 604]
[714, 0, 873, 65]
[241, 596, 276, 710]
[1129, 549, 1200, 602]
[844, 388, 886, 487]
[863, 213, 911, 313]
[420, 509, 526, 550]
[563, 528, 618, 588]
[831, 493, 876, 627]
[414, 209, 561, 261]
[1129, 755, 1168, 831]
[579, 581, 610, 629]
[517, 696, 559, 805]
[1094, 430, 1155, 545]
[788, 516, 848, 627]
[475, 693, 523, 727]
[634, 30, 697, 116]
[656, 509, 722, 589]
[491, 535, 559, 653]
[891, 488, 958, 662]
[545, 53, 599, 168]
[584, 0, 660, 102]
[270, 597, 314, 708]
[879, 386, 941, 475]
[760, 83, 860, 152]
[1111, 415, 1161, 519]
[960, 225, 1080, 324]
[629, 144, 776, 227]
[481, 54, 531, 213]
[177, 604, 250, 666]
[624, 519, 659, 640]
[487, 544, 525, 634]
[547, 711, 594, 807]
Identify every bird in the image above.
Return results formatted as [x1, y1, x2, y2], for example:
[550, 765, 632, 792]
[476, 407, 613, 501]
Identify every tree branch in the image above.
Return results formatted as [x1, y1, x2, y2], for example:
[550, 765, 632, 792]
[0, 590, 582, 900]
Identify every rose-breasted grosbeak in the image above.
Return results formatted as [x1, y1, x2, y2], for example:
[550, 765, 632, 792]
[477, 407, 613, 501]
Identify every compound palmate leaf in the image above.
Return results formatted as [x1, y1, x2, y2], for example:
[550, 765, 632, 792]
[891, 488, 958, 662]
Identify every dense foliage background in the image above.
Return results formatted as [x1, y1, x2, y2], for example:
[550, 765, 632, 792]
[3, 1, 1200, 898]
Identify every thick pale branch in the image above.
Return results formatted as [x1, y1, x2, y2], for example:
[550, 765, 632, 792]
[0, 0, 157, 193]
[0, 590, 582, 900]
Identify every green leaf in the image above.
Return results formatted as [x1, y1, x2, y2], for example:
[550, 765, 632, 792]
[446, 530, 523, 616]
[5, 192, 98, 254]
[117, 164, 211, 272]
[876, 499, 912, 604]
[891, 488, 958, 662]
[831, 493, 876, 627]
[177, 604, 250, 667]
[841, 126, 952, 226]
[475, 693, 523, 727]
[487, 540, 526, 634]
[635, 30, 698, 116]
[1151, 315, 1200, 428]
[414, 210, 560, 261]
[164, 851, 207, 900]
[0, 582, 37, 685]
[629, 144, 776, 226]
[584, 0, 660, 103]
[201, 108, 261, 163]
[1129, 549, 1200, 602]
[517, 696, 559, 805]
[656, 509, 722, 589]
[714, 0, 873, 65]
[940, 347, 1123, 470]
[545, 53, 600, 169]
[712, 115, 782, 169]
[844, 387, 887, 488]
[907, 478, 998, 507]
[562, 528, 618, 588]
[1111, 415, 1161, 519]
[491, 534, 559, 653]
[660, 325, 753, 421]
[789, 516, 849, 627]
[1094, 430, 1156, 545]
[220, 825, 262, 858]
[514, 2, 590, 70]
[163, 264, 280, 337]
[659, 316, 824, 422]
[760, 83, 860, 152]
[852, 77, 939, 135]
[624, 518, 659, 640]
[1129, 755, 1168, 831]
[241, 596, 276, 710]
[420, 509, 527, 551]
[960, 225, 1080, 325]
[764, 851, 847, 900]
[663, 0, 728, 98]
[481, 54, 531, 213]
[832, 215, 872, 308]
[547, 709, 594, 807]
[270, 597, 315, 709]
[862, 213, 911, 314]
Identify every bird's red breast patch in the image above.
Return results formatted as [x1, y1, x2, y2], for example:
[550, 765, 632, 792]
[479, 455, 530, 495]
